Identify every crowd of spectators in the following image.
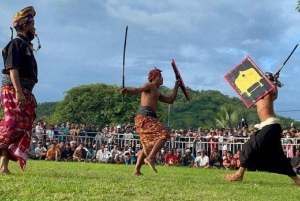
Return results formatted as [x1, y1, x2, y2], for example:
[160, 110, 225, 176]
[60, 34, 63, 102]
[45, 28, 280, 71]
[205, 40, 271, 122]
[28, 120, 300, 174]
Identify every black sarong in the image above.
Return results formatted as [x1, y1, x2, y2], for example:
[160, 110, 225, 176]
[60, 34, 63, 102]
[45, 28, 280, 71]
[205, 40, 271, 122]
[240, 123, 296, 176]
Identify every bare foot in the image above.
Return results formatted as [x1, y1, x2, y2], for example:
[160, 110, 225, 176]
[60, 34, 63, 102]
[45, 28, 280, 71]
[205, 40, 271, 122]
[144, 158, 157, 173]
[133, 171, 144, 176]
[223, 174, 243, 182]
[0, 169, 12, 175]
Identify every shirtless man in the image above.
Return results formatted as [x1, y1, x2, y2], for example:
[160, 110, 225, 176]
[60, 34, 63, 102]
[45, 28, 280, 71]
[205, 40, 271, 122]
[224, 73, 300, 185]
[120, 68, 180, 175]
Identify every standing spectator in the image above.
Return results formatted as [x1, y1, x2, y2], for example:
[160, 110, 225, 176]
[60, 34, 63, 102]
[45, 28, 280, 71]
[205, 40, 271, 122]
[285, 139, 294, 160]
[28, 136, 38, 159]
[35, 121, 44, 140]
[45, 143, 60, 161]
[59, 122, 69, 142]
[239, 117, 248, 129]
[93, 140, 101, 152]
[194, 150, 209, 168]
[94, 128, 103, 145]
[46, 124, 55, 141]
[34, 142, 47, 160]
[124, 125, 134, 147]
[207, 132, 218, 155]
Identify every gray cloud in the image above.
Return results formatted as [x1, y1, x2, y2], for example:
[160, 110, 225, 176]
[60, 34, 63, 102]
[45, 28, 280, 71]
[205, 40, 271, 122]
[0, 0, 299, 120]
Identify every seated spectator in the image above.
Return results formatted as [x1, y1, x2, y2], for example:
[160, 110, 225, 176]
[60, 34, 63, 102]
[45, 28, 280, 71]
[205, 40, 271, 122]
[129, 150, 136, 165]
[155, 151, 165, 165]
[291, 149, 300, 174]
[182, 149, 194, 167]
[60, 143, 74, 161]
[222, 150, 228, 160]
[123, 149, 131, 164]
[175, 149, 183, 165]
[45, 143, 60, 161]
[85, 146, 97, 162]
[194, 150, 209, 168]
[96, 145, 112, 163]
[124, 150, 136, 165]
[222, 151, 236, 170]
[114, 150, 124, 164]
[233, 149, 241, 169]
[34, 142, 47, 160]
[164, 149, 178, 166]
[209, 149, 223, 169]
[73, 143, 86, 162]
[110, 145, 119, 162]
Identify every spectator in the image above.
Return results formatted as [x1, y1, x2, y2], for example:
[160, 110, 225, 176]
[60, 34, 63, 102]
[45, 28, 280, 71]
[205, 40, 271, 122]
[175, 149, 183, 165]
[194, 150, 209, 168]
[85, 146, 96, 162]
[96, 145, 112, 163]
[34, 142, 47, 160]
[164, 149, 178, 166]
[291, 149, 300, 174]
[124, 125, 134, 147]
[73, 143, 86, 162]
[114, 150, 124, 164]
[155, 151, 165, 165]
[223, 151, 236, 170]
[94, 129, 103, 145]
[45, 124, 55, 141]
[35, 121, 43, 140]
[285, 139, 294, 160]
[59, 122, 70, 141]
[182, 149, 194, 167]
[60, 143, 74, 162]
[45, 143, 60, 161]
[209, 149, 223, 169]
[234, 149, 241, 169]
[28, 136, 38, 159]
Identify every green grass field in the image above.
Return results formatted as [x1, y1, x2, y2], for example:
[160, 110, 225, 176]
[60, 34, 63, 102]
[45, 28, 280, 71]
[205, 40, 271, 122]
[0, 160, 299, 201]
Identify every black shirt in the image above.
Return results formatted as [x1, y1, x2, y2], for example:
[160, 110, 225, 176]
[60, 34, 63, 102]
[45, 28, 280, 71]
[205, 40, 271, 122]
[2, 34, 38, 84]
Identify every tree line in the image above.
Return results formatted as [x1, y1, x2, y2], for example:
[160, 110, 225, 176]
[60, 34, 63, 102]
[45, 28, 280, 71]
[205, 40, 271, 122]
[34, 83, 298, 130]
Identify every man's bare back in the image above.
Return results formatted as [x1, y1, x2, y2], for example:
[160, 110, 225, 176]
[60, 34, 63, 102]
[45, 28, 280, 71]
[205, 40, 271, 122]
[256, 88, 277, 122]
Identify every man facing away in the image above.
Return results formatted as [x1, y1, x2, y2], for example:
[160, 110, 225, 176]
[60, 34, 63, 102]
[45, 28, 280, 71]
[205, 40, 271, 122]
[0, 6, 39, 173]
[224, 73, 300, 186]
[120, 68, 180, 175]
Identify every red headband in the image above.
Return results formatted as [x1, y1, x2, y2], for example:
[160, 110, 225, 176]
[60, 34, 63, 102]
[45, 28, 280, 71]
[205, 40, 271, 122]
[148, 68, 162, 82]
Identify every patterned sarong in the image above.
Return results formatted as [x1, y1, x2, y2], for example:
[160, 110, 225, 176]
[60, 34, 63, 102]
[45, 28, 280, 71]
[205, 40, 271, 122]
[135, 115, 170, 156]
[0, 86, 37, 171]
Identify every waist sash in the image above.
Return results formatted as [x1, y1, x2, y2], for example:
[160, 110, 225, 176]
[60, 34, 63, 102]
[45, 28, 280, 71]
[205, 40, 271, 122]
[135, 106, 157, 118]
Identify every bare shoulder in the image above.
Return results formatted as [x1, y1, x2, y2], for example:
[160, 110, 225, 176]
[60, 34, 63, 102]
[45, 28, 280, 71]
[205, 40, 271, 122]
[139, 82, 154, 92]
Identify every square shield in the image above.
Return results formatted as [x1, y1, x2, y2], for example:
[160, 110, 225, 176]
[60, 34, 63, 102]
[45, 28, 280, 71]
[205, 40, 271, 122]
[224, 56, 276, 108]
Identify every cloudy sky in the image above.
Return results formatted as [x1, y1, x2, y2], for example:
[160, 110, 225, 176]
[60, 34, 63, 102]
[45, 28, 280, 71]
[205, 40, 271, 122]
[0, 0, 300, 120]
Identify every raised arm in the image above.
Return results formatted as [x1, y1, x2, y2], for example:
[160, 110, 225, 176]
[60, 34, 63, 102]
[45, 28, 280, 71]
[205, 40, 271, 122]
[120, 82, 152, 95]
[159, 80, 180, 104]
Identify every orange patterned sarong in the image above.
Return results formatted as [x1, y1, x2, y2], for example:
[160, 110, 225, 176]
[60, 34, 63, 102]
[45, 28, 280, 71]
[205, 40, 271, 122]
[135, 115, 170, 156]
[0, 86, 37, 171]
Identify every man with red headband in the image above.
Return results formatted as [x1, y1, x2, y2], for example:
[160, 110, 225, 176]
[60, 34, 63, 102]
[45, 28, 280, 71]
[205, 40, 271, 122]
[0, 6, 39, 173]
[121, 68, 180, 175]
